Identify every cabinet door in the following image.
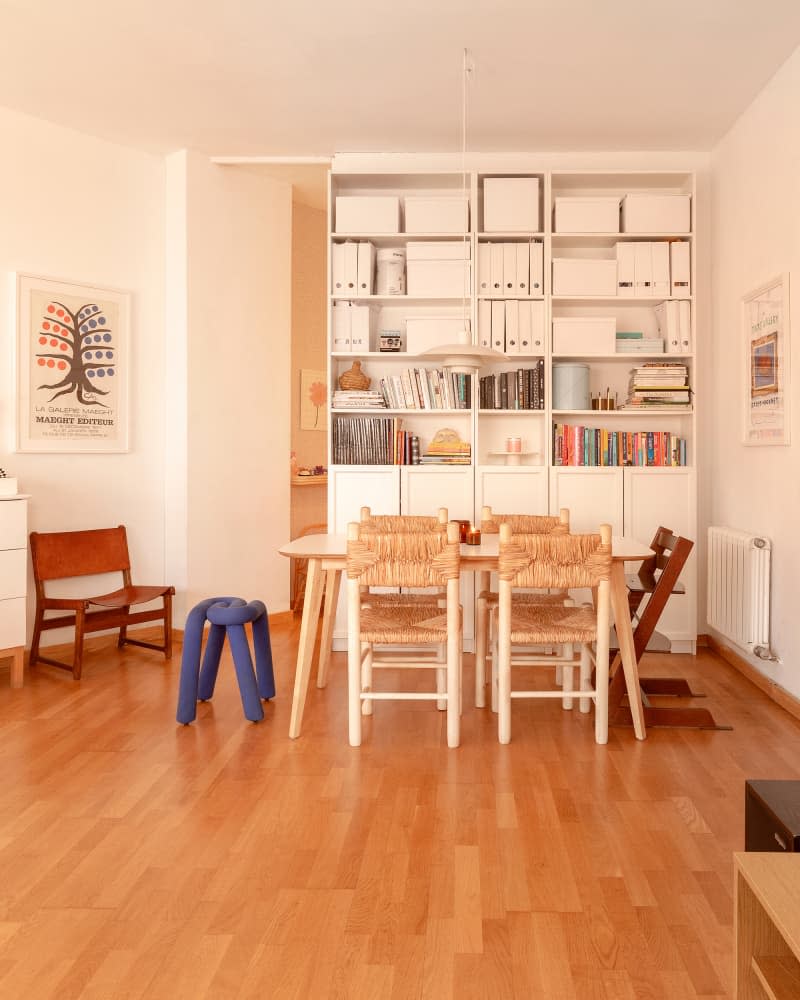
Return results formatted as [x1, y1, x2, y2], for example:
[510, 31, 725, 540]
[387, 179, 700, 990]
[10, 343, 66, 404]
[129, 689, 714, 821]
[549, 467, 624, 535]
[475, 467, 548, 515]
[401, 466, 475, 646]
[0, 498, 27, 550]
[400, 466, 473, 521]
[624, 467, 696, 649]
[328, 466, 400, 532]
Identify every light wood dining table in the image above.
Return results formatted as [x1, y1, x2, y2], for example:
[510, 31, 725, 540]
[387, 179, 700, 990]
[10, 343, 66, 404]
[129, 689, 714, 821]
[279, 532, 650, 741]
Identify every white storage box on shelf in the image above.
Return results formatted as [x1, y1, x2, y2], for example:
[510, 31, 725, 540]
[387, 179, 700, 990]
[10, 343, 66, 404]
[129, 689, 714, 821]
[483, 177, 540, 232]
[552, 258, 617, 296]
[406, 316, 469, 354]
[552, 317, 616, 355]
[621, 194, 691, 233]
[404, 197, 469, 234]
[553, 197, 620, 233]
[406, 241, 471, 297]
[335, 196, 400, 234]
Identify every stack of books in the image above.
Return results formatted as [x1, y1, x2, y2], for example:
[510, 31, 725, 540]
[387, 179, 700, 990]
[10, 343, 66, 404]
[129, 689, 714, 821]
[623, 362, 691, 409]
[332, 389, 386, 410]
[615, 331, 665, 354]
[420, 429, 472, 465]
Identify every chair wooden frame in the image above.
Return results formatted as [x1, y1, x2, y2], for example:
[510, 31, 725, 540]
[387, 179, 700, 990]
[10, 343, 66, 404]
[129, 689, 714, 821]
[475, 506, 570, 709]
[607, 527, 713, 729]
[496, 523, 612, 745]
[346, 520, 462, 748]
[29, 525, 175, 680]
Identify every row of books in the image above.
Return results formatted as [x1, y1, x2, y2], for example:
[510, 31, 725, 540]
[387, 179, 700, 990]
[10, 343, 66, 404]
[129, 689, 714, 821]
[332, 417, 417, 465]
[553, 423, 688, 467]
[479, 362, 545, 410]
[624, 362, 691, 409]
[378, 368, 471, 411]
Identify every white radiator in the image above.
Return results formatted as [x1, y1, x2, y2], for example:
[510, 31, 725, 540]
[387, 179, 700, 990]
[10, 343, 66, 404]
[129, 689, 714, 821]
[707, 527, 771, 654]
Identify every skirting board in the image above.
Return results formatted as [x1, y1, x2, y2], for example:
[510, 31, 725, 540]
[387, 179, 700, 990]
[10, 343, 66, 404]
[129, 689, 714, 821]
[707, 634, 800, 724]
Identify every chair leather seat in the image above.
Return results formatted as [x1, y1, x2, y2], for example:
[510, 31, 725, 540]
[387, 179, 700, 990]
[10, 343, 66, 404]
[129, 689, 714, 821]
[88, 585, 173, 609]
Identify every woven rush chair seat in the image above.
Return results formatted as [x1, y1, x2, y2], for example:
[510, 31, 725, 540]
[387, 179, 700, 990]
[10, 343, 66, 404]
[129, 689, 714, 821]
[358, 604, 458, 644]
[496, 523, 612, 745]
[475, 506, 570, 709]
[346, 520, 462, 748]
[508, 602, 599, 644]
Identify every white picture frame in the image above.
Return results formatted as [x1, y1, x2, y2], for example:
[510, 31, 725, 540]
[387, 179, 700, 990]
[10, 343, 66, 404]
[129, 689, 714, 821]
[742, 274, 790, 446]
[15, 273, 130, 453]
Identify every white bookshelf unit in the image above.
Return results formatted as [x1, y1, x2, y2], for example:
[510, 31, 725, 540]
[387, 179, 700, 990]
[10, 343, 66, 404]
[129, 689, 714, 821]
[327, 162, 697, 651]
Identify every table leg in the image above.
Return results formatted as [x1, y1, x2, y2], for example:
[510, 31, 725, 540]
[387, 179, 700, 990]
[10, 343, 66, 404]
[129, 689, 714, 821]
[316, 568, 341, 689]
[10, 648, 24, 689]
[474, 570, 490, 708]
[609, 562, 646, 740]
[289, 557, 325, 739]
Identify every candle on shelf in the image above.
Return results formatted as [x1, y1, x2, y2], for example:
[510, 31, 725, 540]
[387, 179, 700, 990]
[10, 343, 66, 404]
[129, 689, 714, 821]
[466, 525, 481, 545]
[453, 519, 471, 543]
[505, 436, 522, 453]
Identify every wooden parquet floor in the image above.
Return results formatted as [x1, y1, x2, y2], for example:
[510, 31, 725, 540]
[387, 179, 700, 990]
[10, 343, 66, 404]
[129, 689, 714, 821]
[1, 621, 799, 999]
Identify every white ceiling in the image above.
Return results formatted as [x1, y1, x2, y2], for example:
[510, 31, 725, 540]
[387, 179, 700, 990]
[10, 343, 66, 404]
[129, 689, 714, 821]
[1, 0, 800, 159]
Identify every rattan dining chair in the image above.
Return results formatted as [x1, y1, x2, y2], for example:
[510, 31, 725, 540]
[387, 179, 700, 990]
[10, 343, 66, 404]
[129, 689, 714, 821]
[496, 522, 612, 745]
[475, 506, 570, 709]
[346, 520, 462, 748]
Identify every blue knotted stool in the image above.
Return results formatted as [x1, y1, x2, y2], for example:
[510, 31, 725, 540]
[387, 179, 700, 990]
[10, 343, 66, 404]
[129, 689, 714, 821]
[176, 597, 275, 724]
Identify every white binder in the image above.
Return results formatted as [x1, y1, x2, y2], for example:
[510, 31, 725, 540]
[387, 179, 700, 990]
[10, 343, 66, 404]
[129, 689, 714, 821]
[356, 242, 375, 295]
[651, 241, 670, 298]
[478, 299, 492, 348]
[529, 241, 544, 295]
[478, 243, 491, 296]
[343, 242, 359, 296]
[332, 243, 347, 296]
[518, 300, 532, 354]
[505, 299, 520, 354]
[491, 300, 505, 350]
[503, 243, 517, 295]
[350, 304, 370, 351]
[671, 241, 691, 298]
[490, 243, 504, 296]
[530, 300, 546, 352]
[615, 241, 635, 296]
[516, 243, 530, 296]
[634, 242, 652, 297]
[332, 301, 351, 351]
[655, 300, 681, 354]
[678, 301, 692, 352]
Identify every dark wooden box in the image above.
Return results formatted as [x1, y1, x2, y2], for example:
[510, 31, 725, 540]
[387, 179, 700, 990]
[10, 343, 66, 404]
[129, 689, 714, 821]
[745, 779, 800, 852]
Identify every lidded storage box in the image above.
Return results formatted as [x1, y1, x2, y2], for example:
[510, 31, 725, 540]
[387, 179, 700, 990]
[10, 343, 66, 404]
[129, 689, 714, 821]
[621, 194, 691, 234]
[335, 196, 400, 234]
[552, 317, 616, 355]
[404, 197, 469, 234]
[483, 177, 540, 232]
[406, 241, 471, 298]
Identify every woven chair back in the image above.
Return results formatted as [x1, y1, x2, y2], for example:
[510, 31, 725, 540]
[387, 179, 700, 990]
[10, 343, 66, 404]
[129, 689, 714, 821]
[347, 524, 460, 587]
[360, 507, 448, 533]
[498, 525, 611, 589]
[481, 506, 569, 536]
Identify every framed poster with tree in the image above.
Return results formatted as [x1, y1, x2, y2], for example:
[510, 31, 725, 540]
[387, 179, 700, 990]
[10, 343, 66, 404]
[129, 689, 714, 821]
[15, 274, 130, 453]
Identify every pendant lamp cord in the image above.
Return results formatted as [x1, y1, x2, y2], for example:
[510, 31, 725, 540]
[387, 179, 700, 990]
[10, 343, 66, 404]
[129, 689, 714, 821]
[462, 48, 472, 341]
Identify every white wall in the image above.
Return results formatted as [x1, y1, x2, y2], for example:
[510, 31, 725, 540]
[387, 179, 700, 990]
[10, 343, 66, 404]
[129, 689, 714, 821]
[165, 153, 292, 617]
[709, 45, 800, 695]
[0, 107, 167, 639]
